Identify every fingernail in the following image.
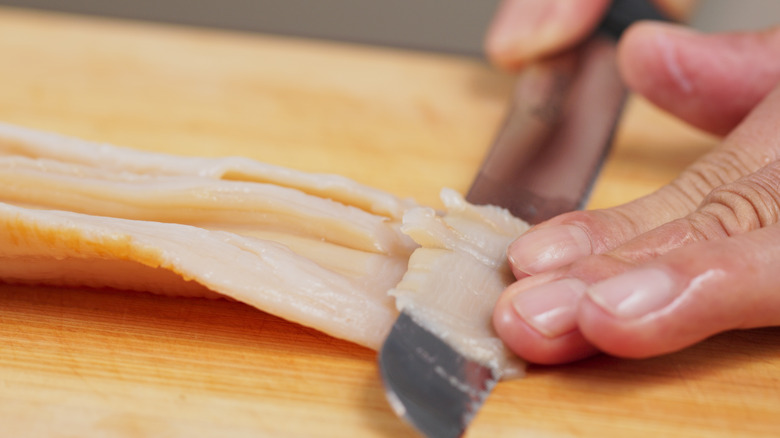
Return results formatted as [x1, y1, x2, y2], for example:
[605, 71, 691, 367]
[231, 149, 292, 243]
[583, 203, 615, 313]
[587, 268, 677, 319]
[508, 224, 591, 274]
[511, 278, 587, 337]
[653, 24, 694, 94]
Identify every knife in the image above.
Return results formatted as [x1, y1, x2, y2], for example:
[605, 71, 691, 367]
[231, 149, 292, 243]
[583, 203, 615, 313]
[379, 1, 667, 437]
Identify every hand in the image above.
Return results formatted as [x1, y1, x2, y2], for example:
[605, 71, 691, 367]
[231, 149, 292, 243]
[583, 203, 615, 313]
[485, 0, 695, 70]
[488, 8, 780, 363]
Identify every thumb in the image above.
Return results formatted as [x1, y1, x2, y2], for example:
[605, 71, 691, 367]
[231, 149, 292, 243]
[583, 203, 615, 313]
[485, 0, 692, 70]
[579, 223, 780, 358]
[485, 0, 610, 69]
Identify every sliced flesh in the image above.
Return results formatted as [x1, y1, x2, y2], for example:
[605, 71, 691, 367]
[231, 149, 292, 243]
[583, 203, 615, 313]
[0, 123, 530, 375]
[391, 189, 530, 377]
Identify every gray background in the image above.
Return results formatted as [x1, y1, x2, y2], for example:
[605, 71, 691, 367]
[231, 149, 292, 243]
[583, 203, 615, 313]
[0, 1, 777, 55]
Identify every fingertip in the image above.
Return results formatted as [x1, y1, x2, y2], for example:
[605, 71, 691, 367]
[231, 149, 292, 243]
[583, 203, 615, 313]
[507, 223, 592, 275]
[578, 292, 661, 359]
[494, 279, 598, 364]
[485, 0, 610, 70]
[618, 22, 697, 99]
[493, 300, 597, 364]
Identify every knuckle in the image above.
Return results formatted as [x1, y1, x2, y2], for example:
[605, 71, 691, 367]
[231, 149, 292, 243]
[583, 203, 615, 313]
[692, 162, 780, 236]
[673, 149, 759, 204]
[674, 148, 760, 198]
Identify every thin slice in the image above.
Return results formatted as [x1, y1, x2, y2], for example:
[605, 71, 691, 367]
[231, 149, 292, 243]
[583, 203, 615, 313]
[390, 189, 530, 377]
[0, 122, 414, 219]
[0, 155, 414, 254]
[0, 123, 531, 374]
[0, 202, 398, 349]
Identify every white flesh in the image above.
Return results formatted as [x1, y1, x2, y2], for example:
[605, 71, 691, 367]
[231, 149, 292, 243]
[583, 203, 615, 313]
[391, 189, 530, 377]
[0, 124, 530, 378]
[0, 123, 419, 349]
[0, 155, 415, 254]
[0, 123, 415, 219]
[0, 203, 398, 349]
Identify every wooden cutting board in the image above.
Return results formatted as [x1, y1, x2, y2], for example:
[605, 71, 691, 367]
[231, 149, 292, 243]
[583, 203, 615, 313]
[1, 6, 778, 437]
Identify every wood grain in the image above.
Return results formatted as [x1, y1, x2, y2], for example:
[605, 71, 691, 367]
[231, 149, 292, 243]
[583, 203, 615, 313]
[0, 6, 778, 438]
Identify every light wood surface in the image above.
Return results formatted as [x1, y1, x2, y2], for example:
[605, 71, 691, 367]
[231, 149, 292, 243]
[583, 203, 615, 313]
[1, 6, 778, 438]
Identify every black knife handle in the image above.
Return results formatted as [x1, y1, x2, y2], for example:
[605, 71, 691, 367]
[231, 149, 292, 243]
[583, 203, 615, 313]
[600, 0, 670, 40]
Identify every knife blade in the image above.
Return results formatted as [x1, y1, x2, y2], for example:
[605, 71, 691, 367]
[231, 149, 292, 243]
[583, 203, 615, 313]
[379, 1, 668, 437]
[468, 0, 667, 223]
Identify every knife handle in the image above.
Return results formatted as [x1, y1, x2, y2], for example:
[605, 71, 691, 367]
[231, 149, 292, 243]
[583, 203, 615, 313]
[600, 0, 671, 39]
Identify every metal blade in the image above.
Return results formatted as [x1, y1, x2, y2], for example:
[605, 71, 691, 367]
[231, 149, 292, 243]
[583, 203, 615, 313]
[467, 35, 626, 224]
[467, 0, 668, 222]
[378, 312, 498, 438]
[379, 2, 669, 436]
